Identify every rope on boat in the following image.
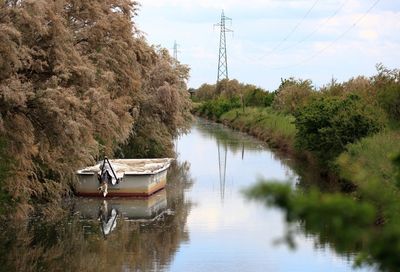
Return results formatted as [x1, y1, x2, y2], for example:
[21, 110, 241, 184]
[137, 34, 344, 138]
[100, 157, 121, 184]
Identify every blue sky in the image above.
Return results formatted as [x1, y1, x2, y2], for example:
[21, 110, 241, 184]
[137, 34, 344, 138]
[136, 0, 400, 91]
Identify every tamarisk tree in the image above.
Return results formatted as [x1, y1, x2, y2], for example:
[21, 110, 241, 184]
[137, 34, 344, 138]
[0, 0, 191, 216]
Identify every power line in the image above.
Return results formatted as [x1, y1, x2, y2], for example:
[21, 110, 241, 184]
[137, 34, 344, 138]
[261, 0, 321, 58]
[271, 0, 382, 70]
[280, 0, 348, 52]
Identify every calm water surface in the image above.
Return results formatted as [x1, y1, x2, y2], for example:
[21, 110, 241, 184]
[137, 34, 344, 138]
[167, 119, 372, 272]
[0, 119, 374, 271]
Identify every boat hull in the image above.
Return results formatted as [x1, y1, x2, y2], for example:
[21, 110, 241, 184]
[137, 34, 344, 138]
[75, 159, 172, 197]
[76, 169, 167, 197]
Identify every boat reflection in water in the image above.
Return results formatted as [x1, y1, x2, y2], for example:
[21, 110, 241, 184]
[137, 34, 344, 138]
[73, 189, 168, 236]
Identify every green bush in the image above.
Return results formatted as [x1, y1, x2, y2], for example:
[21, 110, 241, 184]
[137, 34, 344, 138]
[395, 153, 400, 186]
[244, 88, 275, 107]
[378, 83, 400, 121]
[336, 131, 400, 187]
[294, 94, 385, 165]
[196, 97, 241, 119]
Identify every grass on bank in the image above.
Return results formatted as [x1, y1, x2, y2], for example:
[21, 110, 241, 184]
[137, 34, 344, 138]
[220, 107, 296, 150]
[336, 130, 400, 188]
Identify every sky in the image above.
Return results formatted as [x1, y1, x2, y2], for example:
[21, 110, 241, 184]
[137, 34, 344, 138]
[136, 0, 400, 91]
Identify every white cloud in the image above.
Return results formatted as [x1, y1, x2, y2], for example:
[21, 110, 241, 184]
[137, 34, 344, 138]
[359, 29, 379, 41]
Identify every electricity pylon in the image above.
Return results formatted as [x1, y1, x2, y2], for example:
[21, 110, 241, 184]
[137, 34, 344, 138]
[214, 10, 233, 83]
[173, 40, 179, 61]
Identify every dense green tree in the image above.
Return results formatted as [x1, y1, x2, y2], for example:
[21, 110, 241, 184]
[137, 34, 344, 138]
[243, 87, 274, 107]
[378, 83, 400, 121]
[193, 79, 274, 119]
[294, 94, 385, 164]
[196, 97, 241, 120]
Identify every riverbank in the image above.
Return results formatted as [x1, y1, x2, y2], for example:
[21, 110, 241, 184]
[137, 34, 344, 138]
[193, 106, 329, 173]
[220, 107, 296, 151]
[193, 104, 400, 189]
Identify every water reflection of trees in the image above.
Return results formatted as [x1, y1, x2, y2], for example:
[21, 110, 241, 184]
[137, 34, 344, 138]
[247, 182, 400, 271]
[195, 118, 265, 155]
[0, 161, 193, 271]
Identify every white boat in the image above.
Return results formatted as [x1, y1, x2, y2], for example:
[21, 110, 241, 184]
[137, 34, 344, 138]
[75, 158, 173, 197]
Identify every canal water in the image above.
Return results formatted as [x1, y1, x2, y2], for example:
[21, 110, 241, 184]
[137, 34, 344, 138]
[0, 119, 373, 271]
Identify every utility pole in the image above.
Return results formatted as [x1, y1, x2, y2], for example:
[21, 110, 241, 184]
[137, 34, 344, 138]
[173, 40, 179, 61]
[214, 10, 233, 83]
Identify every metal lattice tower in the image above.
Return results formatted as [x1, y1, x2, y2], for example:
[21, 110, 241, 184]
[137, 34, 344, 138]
[214, 10, 233, 83]
[173, 40, 179, 61]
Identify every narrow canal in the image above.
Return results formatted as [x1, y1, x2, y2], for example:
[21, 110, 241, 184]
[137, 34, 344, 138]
[0, 119, 374, 271]
[165, 119, 371, 272]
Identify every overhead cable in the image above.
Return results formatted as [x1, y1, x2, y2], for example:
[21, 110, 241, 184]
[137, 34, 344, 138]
[280, 0, 348, 52]
[261, 0, 321, 58]
[271, 0, 382, 70]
